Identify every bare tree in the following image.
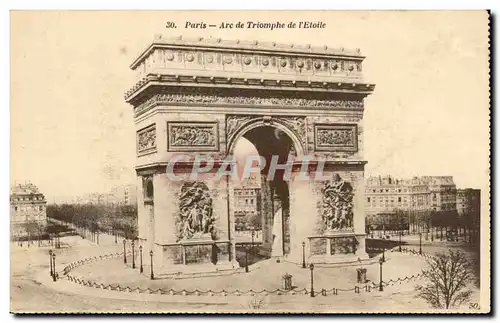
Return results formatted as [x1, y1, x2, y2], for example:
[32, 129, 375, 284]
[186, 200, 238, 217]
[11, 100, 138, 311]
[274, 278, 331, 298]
[416, 249, 473, 309]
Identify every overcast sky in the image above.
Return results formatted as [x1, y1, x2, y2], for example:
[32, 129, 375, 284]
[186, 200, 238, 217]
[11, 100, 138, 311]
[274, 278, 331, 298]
[10, 11, 490, 202]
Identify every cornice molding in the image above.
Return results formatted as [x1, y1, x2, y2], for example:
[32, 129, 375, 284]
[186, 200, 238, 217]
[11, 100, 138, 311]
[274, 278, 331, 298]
[125, 74, 375, 102]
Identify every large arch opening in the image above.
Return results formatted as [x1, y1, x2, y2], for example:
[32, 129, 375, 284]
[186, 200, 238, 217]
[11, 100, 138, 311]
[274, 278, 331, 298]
[231, 125, 298, 265]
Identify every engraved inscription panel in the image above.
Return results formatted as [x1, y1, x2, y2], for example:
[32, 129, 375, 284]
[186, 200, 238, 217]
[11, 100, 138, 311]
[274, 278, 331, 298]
[167, 122, 219, 152]
[314, 124, 358, 152]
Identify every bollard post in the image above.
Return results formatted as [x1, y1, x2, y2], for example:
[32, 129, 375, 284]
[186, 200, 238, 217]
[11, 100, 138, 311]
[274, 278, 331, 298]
[399, 230, 402, 252]
[309, 263, 315, 297]
[139, 245, 143, 274]
[245, 246, 249, 273]
[52, 254, 57, 282]
[49, 250, 53, 277]
[378, 257, 384, 291]
[150, 250, 154, 280]
[132, 239, 136, 269]
[419, 232, 422, 255]
[302, 241, 306, 269]
[251, 229, 255, 264]
[123, 239, 127, 264]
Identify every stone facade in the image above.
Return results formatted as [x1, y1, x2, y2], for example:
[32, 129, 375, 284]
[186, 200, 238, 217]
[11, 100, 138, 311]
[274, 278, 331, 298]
[126, 35, 375, 274]
[10, 183, 47, 239]
[365, 175, 457, 215]
[456, 188, 481, 228]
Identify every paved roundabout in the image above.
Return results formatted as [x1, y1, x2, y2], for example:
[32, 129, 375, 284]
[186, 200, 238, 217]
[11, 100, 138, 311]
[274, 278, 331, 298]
[42, 248, 430, 301]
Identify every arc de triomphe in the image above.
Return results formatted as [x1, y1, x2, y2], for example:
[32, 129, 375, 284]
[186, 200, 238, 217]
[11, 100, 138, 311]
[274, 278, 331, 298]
[125, 35, 375, 275]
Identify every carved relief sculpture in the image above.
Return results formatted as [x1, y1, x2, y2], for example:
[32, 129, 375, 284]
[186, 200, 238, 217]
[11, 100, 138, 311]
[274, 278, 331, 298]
[321, 174, 354, 231]
[314, 124, 358, 152]
[167, 122, 219, 152]
[137, 124, 156, 155]
[226, 115, 306, 154]
[176, 181, 215, 241]
[277, 116, 306, 151]
[226, 115, 258, 142]
[330, 236, 358, 255]
[134, 89, 364, 117]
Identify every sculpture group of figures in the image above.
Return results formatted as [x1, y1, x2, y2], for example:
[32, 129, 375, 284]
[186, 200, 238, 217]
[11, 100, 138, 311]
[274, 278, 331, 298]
[170, 125, 216, 147]
[317, 129, 354, 146]
[321, 174, 354, 231]
[135, 90, 364, 117]
[137, 128, 156, 152]
[176, 182, 215, 241]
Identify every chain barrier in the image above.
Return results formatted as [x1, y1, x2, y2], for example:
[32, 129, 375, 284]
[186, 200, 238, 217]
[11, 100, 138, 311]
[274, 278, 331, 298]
[61, 250, 426, 297]
[61, 251, 128, 276]
[394, 247, 435, 261]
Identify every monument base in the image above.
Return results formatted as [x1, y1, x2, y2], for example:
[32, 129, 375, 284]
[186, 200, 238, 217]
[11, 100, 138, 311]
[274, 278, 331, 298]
[307, 232, 370, 266]
[155, 237, 240, 278]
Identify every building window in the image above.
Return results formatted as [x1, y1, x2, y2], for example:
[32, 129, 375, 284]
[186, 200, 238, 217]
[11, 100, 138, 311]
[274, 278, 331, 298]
[398, 197, 402, 202]
[367, 197, 371, 202]
[15, 206, 18, 211]
[39, 206, 43, 211]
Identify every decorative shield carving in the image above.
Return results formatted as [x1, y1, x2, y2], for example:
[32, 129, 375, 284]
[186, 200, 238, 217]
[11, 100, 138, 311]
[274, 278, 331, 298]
[321, 174, 354, 231]
[176, 182, 215, 241]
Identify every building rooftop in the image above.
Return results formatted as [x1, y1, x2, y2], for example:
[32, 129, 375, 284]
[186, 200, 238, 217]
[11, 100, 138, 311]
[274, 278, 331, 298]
[125, 35, 375, 103]
[10, 183, 43, 196]
[130, 34, 364, 69]
[365, 175, 455, 187]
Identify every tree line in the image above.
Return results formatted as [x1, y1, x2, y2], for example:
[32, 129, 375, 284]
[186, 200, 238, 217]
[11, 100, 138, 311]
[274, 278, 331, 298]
[366, 208, 480, 245]
[46, 203, 138, 240]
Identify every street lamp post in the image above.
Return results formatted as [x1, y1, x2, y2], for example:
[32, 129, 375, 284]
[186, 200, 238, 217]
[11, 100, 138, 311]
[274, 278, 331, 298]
[132, 239, 136, 269]
[245, 246, 249, 273]
[139, 245, 143, 273]
[309, 263, 315, 297]
[52, 253, 57, 282]
[150, 250, 154, 280]
[250, 227, 255, 264]
[49, 250, 53, 277]
[382, 246, 386, 262]
[379, 257, 384, 291]
[399, 230, 402, 252]
[123, 239, 127, 264]
[419, 232, 422, 255]
[302, 241, 306, 269]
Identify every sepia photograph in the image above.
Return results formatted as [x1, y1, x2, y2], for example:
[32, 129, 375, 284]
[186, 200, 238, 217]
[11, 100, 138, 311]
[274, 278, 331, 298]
[9, 10, 491, 314]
